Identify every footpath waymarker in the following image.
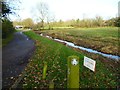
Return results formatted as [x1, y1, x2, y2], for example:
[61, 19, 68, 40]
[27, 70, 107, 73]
[67, 55, 79, 88]
[84, 56, 96, 72]
[42, 61, 47, 79]
[49, 81, 54, 89]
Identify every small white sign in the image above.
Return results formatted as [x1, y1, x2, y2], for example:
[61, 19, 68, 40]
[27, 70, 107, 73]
[84, 56, 96, 72]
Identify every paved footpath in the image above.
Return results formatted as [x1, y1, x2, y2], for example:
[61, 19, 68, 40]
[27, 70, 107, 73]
[2, 32, 35, 89]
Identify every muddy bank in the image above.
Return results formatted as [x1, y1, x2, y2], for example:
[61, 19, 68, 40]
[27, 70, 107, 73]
[34, 31, 119, 61]
[35, 30, 119, 56]
[53, 38, 120, 60]
[49, 33, 119, 56]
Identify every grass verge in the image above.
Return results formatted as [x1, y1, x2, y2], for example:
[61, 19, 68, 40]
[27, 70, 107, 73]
[2, 33, 14, 47]
[19, 31, 118, 88]
[2, 30, 18, 47]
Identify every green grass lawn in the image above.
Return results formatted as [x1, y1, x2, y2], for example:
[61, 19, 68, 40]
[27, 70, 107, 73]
[21, 31, 118, 88]
[40, 27, 119, 56]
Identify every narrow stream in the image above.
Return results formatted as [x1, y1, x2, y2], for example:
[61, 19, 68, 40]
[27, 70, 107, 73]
[40, 34, 120, 61]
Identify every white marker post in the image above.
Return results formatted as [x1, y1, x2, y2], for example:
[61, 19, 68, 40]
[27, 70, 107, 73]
[84, 56, 96, 72]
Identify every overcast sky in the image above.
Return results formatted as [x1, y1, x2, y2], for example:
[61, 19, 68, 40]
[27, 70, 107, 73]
[9, 0, 119, 22]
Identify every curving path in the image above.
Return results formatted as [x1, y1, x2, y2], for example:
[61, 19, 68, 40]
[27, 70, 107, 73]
[2, 32, 35, 88]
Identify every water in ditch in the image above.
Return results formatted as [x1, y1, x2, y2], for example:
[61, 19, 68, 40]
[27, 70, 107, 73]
[40, 34, 120, 61]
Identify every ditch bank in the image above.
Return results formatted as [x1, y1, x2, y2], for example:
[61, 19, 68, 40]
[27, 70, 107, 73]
[38, 33, 120, 61]
[37, 30, 119, 56]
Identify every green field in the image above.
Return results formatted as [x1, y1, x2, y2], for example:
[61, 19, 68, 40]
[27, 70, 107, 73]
[19, 31, 118, 88]
[40, 27, 119, 56]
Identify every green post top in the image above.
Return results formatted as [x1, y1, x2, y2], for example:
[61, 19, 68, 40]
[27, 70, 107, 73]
[42, 61, 47, 80]
[49, 81, 54, 89]
[67, 55, 80, 89]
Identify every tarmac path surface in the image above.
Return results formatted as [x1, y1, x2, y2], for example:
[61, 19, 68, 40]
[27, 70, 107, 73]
[2, 32, 35, 88]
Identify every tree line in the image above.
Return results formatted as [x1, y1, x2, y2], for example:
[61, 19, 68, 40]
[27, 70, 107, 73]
[13, 16, 120, 30]
[12, 2, 120, 30]
[1, 0, 17, 38]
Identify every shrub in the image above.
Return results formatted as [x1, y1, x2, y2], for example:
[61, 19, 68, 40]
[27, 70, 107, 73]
[2, 18, 15, 38]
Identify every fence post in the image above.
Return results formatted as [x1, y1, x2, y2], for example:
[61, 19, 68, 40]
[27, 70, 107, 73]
[67, 55, 79, 88]
[42, 61, 47, 80]
[49, 81, 54, 89]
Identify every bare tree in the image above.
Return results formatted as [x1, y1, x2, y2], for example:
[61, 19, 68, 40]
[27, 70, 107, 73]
[36, 2, 49, 29]
[47, 14, 55, 29]
[95, 16, 103, 27]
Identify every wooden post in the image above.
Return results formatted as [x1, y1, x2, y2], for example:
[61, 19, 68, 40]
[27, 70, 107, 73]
[49, 81, 54, 89]
[42, 61, 47, 80]
[67, 55, 79, 88]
